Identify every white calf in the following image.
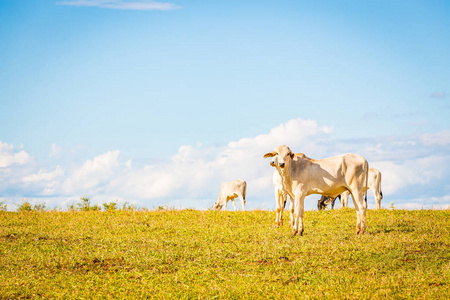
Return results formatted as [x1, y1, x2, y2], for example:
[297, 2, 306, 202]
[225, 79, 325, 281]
[271, 158, 294, 227]
[214, 180, 247, 211]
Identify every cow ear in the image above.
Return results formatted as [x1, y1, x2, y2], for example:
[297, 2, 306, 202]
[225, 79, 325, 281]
[263, 151, 276, 158]
[289, 152, 295, 159]
[295, 153, 305, 159]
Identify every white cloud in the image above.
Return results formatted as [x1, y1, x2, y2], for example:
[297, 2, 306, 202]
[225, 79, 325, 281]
[420, 131, 450, 146]
[372, 155, 450, 195]
[0, 142, 32, 168]
[57, 0, 181, 10]
[22, 166, 65, 196]
[357, 130, 450, 163]
[49, 143, 62, 158]
[2, 120, 450, 210]
[62, 150, 121, 194]
[112, 118, 335, 205]
[399, 195, 450, 210]
[23, 166, 65, 183]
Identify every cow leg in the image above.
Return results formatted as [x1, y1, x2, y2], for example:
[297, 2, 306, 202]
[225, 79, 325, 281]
[279, 191, 286, 226]
[373, 190, 382, 210]
[238, 195, 246, 211]
[223, 197, 232, 210]
[282, 192, 289, 226]
[341, 191, 349, 208]
[292, 191, 306, 236]
[289, 196, 295, 227]
[375, 195, 381, 210]
[231, 199, 237, 211]
[351, 190, 367, 235]
[350, 191, 361, 233]
[274, 189, 282, 226]
[359, 198, 367, 234]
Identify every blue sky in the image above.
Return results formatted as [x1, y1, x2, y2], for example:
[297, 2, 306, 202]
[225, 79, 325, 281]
[1, 0, 449, 210]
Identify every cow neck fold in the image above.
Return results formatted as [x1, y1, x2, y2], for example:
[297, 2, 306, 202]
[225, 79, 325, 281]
[275, 166, 288, 195]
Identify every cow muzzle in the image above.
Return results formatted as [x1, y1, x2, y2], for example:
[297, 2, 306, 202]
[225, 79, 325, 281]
[278, 163, 285, 168]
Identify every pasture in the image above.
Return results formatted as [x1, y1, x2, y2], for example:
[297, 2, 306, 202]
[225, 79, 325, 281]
[1, 208, 449, 299]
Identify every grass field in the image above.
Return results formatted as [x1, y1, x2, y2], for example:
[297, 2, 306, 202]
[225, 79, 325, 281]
[1, 208, 449, 299]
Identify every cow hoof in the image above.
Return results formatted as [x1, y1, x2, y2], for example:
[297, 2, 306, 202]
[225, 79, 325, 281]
[292, 229, 303, 236]
[355, 228, 366, 235]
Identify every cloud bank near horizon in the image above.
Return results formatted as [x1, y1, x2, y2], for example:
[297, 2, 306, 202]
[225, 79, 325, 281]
[1, 119, 450, 210]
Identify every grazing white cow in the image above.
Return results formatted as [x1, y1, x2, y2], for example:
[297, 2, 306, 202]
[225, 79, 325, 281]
[213, 180, 247, 211]
[341, 168, 383, 209]
[264, 145, 369, 235]
[317, 195, 341, 210]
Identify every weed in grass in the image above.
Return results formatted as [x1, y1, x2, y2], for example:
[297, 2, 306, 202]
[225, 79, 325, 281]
[16, 199, 47, 212]
[103, 201, 118, 211]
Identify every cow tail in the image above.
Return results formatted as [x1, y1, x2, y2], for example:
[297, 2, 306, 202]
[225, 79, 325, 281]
[364, 161, 369, 203]
[243, 181, 247, 202]
[379, 173, 383, 200]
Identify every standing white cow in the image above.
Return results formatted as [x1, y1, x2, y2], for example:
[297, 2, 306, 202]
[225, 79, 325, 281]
[213, 180, 247, 211]
[264, 145, 369, 235]
[271, 158, 295, 227]
[340, 168, 383, 209]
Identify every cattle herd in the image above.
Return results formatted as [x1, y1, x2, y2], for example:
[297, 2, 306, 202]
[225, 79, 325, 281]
[213, 145, 383, 236]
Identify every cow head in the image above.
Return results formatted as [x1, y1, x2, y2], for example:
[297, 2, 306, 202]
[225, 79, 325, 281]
[317, 199, 327, 211]
[263, 145, 295, 169]
[213, 201, 223, 211]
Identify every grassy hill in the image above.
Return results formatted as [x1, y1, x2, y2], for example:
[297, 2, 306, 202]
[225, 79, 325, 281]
[1, 208, 449, 299]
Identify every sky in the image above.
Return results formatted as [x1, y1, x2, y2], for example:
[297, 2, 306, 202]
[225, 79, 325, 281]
[1, 0, 449, 211]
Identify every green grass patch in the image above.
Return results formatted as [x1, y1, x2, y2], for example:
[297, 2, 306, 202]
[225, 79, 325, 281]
[0, 209, 449, 298]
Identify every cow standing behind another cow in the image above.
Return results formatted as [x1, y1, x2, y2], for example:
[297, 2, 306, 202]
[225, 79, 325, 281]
[341, 168, 383, 209]
[272, 170, 295, 227]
